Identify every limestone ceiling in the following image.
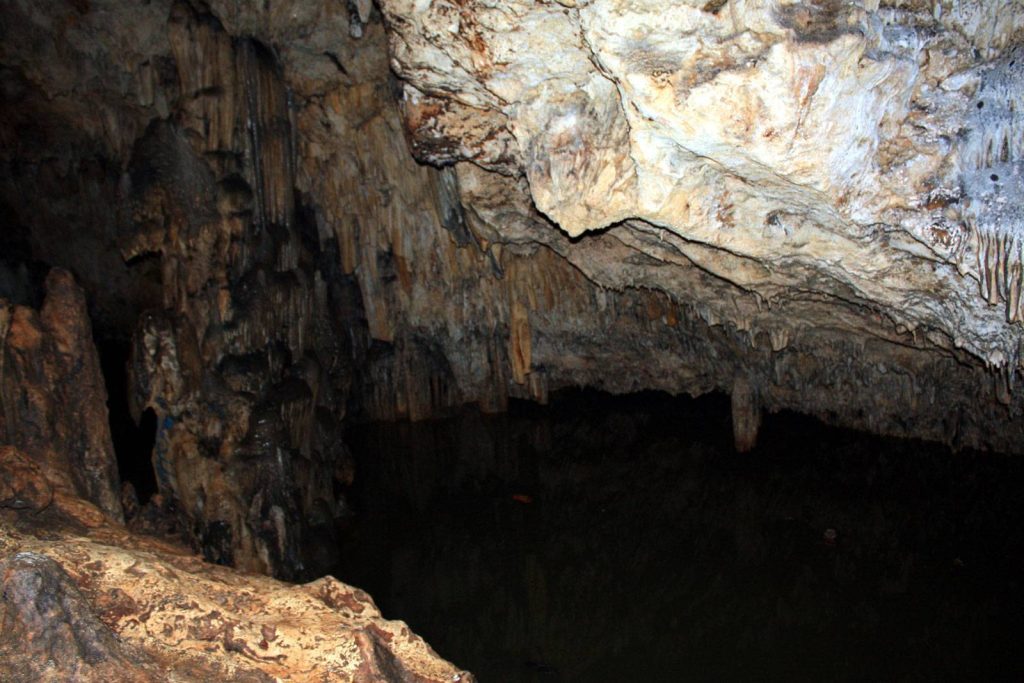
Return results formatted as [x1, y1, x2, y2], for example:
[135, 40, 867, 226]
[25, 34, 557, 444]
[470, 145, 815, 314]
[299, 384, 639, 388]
[379, 0, 1024, 371]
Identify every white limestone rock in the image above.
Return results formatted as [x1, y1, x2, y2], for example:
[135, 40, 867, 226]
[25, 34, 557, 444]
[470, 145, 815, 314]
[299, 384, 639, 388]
[380, 0, 1024, 370]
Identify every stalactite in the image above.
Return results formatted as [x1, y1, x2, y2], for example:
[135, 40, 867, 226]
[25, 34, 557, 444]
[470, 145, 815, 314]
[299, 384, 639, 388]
[509, 300, 531, 385]
[769, 327, 790, 352]
[528, 370, 549, 404]
[731, 375, 761, 453]
[239, 40, 295, 233]
[962, 46, 1024, 325]
[168, 6, 239, 156]
[435, 166, 474, 247]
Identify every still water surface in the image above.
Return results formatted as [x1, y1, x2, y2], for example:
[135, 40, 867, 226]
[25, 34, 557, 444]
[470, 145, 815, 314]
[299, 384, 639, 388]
[335, 391, 1024, 682]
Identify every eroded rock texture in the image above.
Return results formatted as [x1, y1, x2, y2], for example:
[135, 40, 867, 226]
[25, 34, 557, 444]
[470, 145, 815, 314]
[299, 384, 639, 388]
[380, 0, 1024, 445]
[2, 0, 1024, 576]
[118, 5, 357, 580]
[1, 271, 123, 522]
[0, 452, 472, 683]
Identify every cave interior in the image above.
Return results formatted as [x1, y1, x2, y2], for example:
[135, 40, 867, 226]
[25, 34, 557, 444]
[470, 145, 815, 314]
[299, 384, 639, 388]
[1, 0, 1024, 680]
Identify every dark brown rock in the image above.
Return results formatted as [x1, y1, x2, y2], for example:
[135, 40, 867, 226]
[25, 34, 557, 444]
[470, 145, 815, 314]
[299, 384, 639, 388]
[0, 445, 53, 512]
[1, 270, 122, 522]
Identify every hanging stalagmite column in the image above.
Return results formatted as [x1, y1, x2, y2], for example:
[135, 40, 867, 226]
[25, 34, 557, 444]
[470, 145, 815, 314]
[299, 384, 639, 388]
[731, 374, 761, 453]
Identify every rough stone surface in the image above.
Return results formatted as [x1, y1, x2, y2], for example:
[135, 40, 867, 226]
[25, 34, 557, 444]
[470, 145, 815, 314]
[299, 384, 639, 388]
[379, 0, 1024, 445]
[0, 489, 472, 683]
[0, 446, 54, 513]
[0, 551, 158, 683]
[1, 271, 123, 522]
[378, 0, 1024, 359]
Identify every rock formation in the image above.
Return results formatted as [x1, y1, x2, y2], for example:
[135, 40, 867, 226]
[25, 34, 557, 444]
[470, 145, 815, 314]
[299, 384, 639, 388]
[2, 0, 1024, 630]
[0, 279, 469, 681]
[1, 270, 123, 522]
[0, 445, 472, 683]
[378, 0, 1024, 450]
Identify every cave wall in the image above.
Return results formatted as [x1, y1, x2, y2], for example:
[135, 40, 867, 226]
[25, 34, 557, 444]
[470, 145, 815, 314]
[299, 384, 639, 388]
[2, 0, 1024, 576]
[0, 0, 725, 576]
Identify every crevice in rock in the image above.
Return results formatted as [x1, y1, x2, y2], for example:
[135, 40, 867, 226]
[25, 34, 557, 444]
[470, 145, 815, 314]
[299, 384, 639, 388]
[98, 339, 159, 505]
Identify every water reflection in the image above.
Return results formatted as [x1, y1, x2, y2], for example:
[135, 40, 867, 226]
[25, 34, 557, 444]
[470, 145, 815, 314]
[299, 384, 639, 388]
[334, 391, 1024, 682]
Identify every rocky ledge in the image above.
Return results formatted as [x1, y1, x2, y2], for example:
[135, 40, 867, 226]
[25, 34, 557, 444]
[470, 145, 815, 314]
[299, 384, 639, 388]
[0, 444, 471, 683]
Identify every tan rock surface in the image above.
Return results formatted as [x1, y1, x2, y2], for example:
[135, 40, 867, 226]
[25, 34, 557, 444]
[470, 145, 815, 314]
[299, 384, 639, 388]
[0, 467, 472, 683]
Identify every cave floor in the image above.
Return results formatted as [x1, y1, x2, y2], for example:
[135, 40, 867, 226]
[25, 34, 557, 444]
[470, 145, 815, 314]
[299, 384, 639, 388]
[332, 391, 1024, 682]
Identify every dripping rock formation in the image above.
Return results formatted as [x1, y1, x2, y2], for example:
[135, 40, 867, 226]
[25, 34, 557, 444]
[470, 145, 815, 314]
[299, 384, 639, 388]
[1, 0, 1024, 678]
[379, 0, 1024, 453]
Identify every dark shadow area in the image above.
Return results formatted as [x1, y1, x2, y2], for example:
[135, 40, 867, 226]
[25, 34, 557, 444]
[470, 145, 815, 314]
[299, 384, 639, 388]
[97, 339, 158, 503]
[0, 203, 48, 308]
[335, 388, 1024, 682]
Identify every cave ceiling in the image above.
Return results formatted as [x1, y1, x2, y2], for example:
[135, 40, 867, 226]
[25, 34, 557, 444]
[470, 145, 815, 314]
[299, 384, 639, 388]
[378, 0, 1024, 449]
[2, 0, 1024, 454]
[382, 0, 1024, 366]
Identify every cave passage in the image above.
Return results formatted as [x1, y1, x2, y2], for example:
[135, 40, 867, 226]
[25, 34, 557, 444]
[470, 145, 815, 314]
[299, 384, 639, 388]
[334, 390, 1024, 682]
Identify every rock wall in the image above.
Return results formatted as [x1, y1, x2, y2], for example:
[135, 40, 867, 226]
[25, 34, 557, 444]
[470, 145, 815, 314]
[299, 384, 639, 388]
[118, 4, 356, 580]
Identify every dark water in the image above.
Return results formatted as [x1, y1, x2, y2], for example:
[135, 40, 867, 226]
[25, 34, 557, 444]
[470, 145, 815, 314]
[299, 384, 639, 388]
[334, 390, 1024, 682]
